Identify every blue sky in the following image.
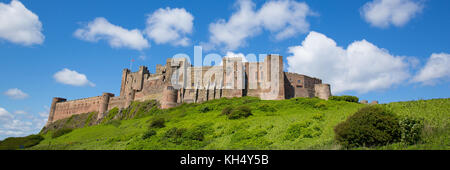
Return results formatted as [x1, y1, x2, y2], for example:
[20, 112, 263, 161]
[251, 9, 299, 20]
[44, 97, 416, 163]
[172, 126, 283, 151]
[0, 0, 449, 139]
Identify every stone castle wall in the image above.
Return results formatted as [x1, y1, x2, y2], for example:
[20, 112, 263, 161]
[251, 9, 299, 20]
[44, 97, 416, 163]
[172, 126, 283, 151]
[46, 55, 332, 126]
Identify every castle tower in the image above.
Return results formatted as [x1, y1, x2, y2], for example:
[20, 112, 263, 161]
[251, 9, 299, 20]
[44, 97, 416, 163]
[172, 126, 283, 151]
[161, 85, 178, 109]
[98, 92, 114, 120]
[46, 97, 66, 126]
[314, 84, 331, 100]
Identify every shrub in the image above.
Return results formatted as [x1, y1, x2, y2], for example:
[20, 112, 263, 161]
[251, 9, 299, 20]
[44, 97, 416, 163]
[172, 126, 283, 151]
[258, 104, 276, 112]
[313, 101, 327, 110]
[198, 105, 212, 113]
[399, 117, 424, 145]
[312, 113, 324, 121]
[149, 118, 166, 128]
[329, 95, 359, 103]
[184, 126, 206, 141]
[334, 106, 401, 148]
[221, 106, 233, 115]
[164, 127, 187, 144]
[52, 128, 73, 138]
[284, 120, 321, 140]
[0, 134, 44, 150]
[142, 129, 157, 140]
[227, 106, 252, 119]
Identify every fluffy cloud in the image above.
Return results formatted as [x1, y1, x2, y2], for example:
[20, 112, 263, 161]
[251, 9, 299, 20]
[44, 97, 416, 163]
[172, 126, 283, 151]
[145, 8, 194, 46]
[0, 0, 44, 45]
[74, 17, 149, 50]
[361, 0, 423, 28]
[0, 106, 48, 139]
[412, 53, 450, 85]
[207, 0, 313, 50]
[0, 107, 13, 121]
[4, 88, 29, 99]
[53, 68, 95, 87]
[286, 31, 411, 94]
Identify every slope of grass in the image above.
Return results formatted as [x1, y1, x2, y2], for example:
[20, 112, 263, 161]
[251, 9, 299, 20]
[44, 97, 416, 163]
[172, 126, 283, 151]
[28, 97, 449, 150]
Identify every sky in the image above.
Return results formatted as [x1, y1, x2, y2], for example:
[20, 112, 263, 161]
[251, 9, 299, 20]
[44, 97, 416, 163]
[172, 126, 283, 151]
[0, 0, 449, 140]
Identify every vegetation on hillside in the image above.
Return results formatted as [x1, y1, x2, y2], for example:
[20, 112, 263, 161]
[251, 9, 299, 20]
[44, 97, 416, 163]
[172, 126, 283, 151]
[1, 97, 448, 150]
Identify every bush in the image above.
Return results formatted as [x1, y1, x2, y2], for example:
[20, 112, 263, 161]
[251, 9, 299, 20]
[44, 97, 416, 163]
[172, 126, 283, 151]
[258, 104, 276, 112]
[329, 95, 359, 103]
[284, 120, 321, 140]
[399, 117, 424, 145]
[221, 106, 233, 115]
[227, 106, 252, 119]
[334, 106, 401, 148]
[0, 134, 44, 150]
[149, 118, 165, 128]
[198, 105, 212, 113]
[164, 125, 210, 144]
[313, 101, 327, 110]
[142, 129, 157, 140]
[164, 127, 187, 144]
[52, 128, 73, 138]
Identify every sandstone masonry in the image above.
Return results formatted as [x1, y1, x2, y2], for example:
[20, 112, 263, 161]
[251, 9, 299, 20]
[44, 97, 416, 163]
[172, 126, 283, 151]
[46, 55, 331, 126]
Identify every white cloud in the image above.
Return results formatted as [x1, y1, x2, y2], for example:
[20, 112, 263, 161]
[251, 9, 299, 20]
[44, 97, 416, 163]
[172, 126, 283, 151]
[0, 107, 13, 121]
[412, 53, 450, 85]
[286, 31, 411, 94]
[207, 0, 313, 50]
[4, 88, 29, 99]
[53, 68, 95, 87]
[0, 0, 44, 45]
[14, 110, 27, 115]
[145, 7, 194, 46]
[361, 0, 423, 28]
[0, 105, 50, 139]
[74, 17, 149, 50]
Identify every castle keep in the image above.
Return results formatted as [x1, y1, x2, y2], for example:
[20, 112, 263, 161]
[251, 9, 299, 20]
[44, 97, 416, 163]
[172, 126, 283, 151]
[46, 55, 331, 125]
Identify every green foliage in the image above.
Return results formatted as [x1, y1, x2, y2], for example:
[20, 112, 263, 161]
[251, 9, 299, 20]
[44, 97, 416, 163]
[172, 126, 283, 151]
[399, 117, 424, 145]
[0, 135, 44, 150]
[28, 97, 448, 150]
[105, 120, 122, 128]
[84, 112, 96, 127]
[258, 104, 276, 112]
[198, 105, 212, 113]
[221, 106, 233, 115]
[102, 107, 119, 123]
[142, 129, 156, 140]
[312, 113, 325, 121]
[52, 128, 73, 138]
[284, 120, 322, 140]
[164, 127, 188, 144]
[149, 118, 165, 128]
[329, 95, 359, 103]
[227, 106, 252, 119]
[163, 124, 212, 146]
[314, 101, 328, 110]
[334, 106, 401, 148]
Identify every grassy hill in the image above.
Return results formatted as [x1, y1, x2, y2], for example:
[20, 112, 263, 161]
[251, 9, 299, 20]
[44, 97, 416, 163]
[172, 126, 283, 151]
[3, 97, 449, 150]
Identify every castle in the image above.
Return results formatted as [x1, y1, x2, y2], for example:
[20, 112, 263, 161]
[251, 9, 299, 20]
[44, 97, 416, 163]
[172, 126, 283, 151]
[46, 55, 331, 125]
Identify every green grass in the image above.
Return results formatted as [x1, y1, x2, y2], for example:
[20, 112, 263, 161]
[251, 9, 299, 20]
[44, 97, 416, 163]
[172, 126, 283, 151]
[26, 97, 449, 150]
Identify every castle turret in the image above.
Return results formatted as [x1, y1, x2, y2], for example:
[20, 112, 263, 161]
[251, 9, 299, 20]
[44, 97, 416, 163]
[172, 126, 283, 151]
[161, 85, 178, 109]
[46, 97, 66, 126]
[98, 92, 114, 119]
[314, 84, 331, 100]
